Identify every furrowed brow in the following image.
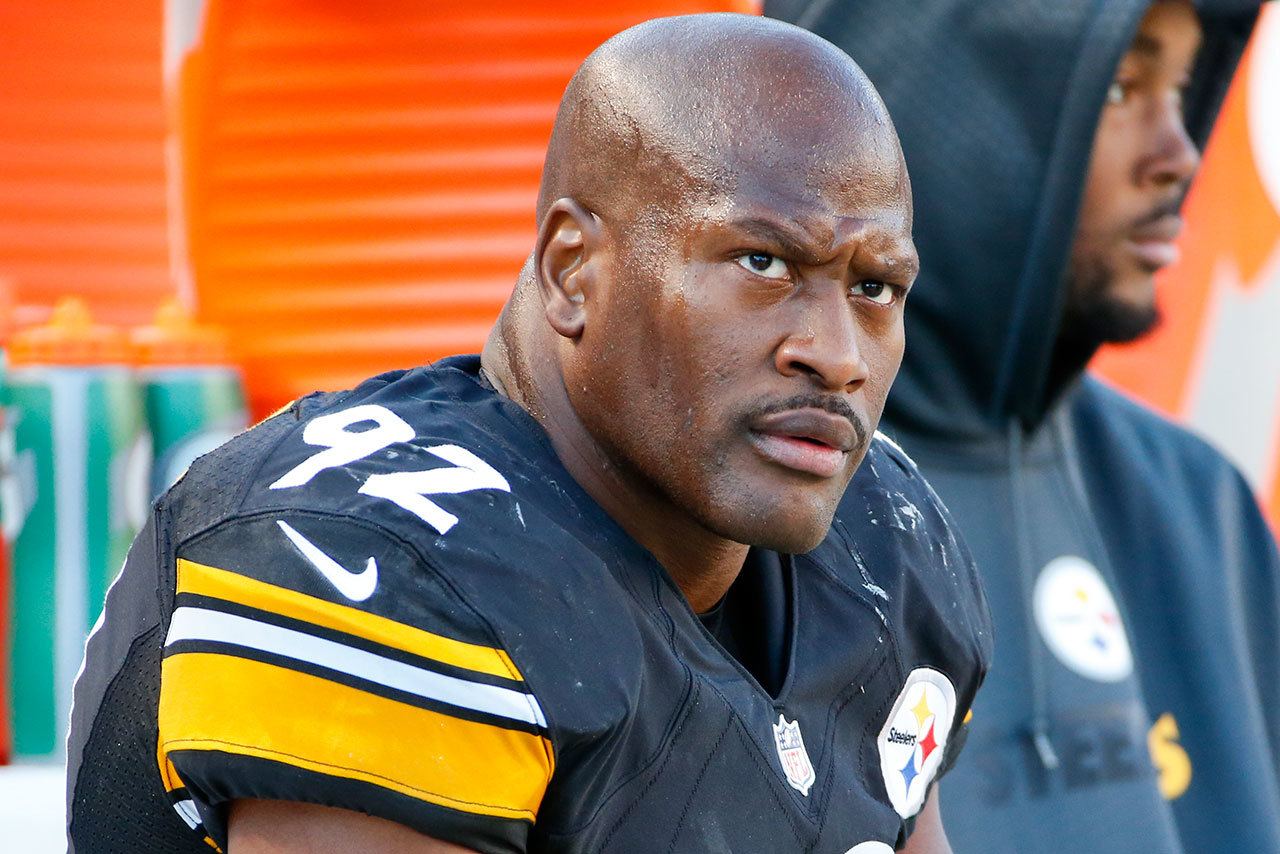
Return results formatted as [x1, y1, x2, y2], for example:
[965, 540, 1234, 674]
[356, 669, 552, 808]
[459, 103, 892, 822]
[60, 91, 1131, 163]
[732, 217, 826, 264]
[883, 252, 920, 282]
[859, 245, 919, 286]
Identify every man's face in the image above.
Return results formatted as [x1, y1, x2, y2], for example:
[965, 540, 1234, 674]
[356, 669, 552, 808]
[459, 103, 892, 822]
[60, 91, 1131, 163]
[564, 124, 917, 554]
[1066, 0, 1203, 343]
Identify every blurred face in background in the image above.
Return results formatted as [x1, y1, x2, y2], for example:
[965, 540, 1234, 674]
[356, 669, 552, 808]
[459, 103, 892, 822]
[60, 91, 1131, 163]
[1064, 0, 1203, 344]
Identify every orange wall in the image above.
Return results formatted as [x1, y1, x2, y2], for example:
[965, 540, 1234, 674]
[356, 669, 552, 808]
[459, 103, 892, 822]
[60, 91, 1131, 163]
[0, 1, 173, 329]
[174, 0, 759, 418]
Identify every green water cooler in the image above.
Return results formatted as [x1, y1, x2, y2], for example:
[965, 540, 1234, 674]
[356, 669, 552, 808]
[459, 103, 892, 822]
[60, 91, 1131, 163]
[5, 299, 150, 758]
[133, 299, 247, 497]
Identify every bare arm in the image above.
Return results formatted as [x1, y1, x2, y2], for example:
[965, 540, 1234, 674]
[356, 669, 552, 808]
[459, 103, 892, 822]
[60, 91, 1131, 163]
[229, 800, 482, 854]
[897, 787, 953, 854]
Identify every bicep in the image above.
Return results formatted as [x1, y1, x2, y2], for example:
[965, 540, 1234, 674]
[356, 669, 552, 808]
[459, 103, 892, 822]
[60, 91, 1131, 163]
[897, 787, 952, 854]
[230, 800, 483, 854]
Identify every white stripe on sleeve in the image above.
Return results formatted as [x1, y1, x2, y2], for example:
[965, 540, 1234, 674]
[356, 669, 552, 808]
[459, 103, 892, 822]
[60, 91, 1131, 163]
[165, 606, 547, 728]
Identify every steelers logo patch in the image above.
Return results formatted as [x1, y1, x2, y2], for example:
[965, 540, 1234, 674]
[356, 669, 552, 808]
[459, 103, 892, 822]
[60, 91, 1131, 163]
[877, 667, 957, 819]
[1033, 555, 1133, 683]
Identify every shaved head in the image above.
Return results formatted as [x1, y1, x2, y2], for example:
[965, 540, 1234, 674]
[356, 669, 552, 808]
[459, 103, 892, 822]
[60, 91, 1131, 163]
[537, 14, 904, 233]
[484, 14, 915, 593]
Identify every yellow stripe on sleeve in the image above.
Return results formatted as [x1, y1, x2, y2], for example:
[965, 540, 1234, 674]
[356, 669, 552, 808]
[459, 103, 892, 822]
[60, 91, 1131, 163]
[155, 733, 226, 851]
[159, 652, 553, 821]
[157, 734, 183, 793]
[176, 558, 522, 680]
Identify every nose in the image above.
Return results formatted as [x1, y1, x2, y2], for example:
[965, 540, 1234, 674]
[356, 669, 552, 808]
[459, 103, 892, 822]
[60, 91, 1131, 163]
[1141, 99, 1200, 189]
[774, 294, 870, 392]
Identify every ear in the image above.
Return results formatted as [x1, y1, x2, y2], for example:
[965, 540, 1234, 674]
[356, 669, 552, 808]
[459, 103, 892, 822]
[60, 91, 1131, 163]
[535, 198, 603, 340]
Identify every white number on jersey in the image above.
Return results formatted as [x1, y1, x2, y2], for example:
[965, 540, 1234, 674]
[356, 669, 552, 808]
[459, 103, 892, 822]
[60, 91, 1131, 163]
[361, 444, 510, 535]
[268, 404, 511, 535]
[269, 405, 415, 489]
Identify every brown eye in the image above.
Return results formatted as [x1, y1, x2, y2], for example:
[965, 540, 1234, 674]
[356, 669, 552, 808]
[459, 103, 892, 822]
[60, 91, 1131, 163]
[736, 252, 788, 279]
[852, 280, 897, 306]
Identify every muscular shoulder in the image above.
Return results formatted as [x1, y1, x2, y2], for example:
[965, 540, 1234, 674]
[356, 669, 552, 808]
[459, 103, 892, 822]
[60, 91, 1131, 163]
[826, 432, 993, 680]
[153, 359, 634, 850]
[839, 431, 972, 556]
[164, 355, 633, 656]
[167, 358, 595, 590]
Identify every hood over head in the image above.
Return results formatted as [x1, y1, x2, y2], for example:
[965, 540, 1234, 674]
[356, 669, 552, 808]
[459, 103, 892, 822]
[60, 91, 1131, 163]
[768, 0, 1262, 439]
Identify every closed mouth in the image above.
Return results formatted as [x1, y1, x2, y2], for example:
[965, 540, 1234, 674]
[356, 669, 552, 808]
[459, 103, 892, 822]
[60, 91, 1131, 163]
[1129, 214, 1183, 244]
[747, 407, 860, 478]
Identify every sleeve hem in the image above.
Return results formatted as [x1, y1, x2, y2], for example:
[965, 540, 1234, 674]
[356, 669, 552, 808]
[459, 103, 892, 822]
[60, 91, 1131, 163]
[170, 748, 532, 854]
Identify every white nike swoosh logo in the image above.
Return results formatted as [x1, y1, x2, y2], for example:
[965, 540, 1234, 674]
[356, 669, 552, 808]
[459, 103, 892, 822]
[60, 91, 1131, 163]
[276, 520, 378, 602]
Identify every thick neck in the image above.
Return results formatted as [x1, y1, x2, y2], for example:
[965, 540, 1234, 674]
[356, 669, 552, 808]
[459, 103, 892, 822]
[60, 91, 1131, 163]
[481, 292, 747, 613]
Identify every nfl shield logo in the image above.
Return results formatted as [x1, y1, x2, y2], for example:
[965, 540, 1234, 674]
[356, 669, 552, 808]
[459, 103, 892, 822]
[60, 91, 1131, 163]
[772, 714, 816, 796]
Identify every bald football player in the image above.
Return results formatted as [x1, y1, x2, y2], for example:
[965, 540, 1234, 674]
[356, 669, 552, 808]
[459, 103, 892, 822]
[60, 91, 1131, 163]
[67, 14, 990, 854]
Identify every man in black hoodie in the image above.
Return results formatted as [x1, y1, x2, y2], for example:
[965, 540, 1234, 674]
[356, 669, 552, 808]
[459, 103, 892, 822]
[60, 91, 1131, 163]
[772, 1, 1279, 852]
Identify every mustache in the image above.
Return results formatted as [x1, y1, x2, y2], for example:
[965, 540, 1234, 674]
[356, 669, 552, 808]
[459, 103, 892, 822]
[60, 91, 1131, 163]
[750, 393, 869, 449]
[1131, 197, 1184, 230]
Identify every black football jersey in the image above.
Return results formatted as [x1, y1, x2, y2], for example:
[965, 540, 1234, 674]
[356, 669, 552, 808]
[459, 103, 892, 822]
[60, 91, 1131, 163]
[66, 355, 991, 854]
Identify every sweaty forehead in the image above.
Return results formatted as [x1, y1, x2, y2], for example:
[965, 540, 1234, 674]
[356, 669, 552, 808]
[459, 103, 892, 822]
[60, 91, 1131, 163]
[621, 32, 896, 184]
[540, 15, 908, 226]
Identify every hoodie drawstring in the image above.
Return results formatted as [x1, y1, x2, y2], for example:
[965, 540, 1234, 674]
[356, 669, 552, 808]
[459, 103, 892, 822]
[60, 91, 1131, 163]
[1009, 418, 1060, 771]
